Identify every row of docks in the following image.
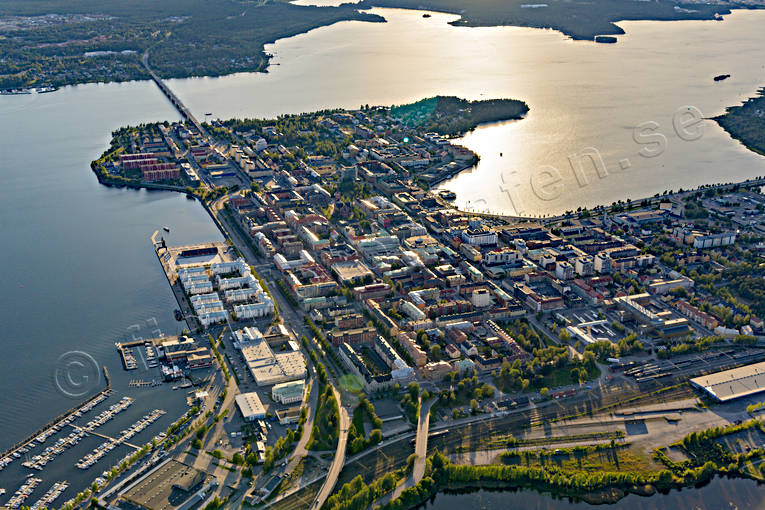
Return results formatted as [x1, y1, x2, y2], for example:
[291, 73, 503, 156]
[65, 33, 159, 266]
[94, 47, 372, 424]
[76, 408, 165, 470]
[5, 475, 42, 509]
[1, 391, 111, 472]
[22, 397, 134, 471]
[616, 349, 765, 384]
[117, 340, 159, 370]
[129, 379, 162, 388]
[29, 480, 69, 510]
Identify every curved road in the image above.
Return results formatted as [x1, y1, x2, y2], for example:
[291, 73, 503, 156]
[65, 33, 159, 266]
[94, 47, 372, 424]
[312, 384, 350, 509]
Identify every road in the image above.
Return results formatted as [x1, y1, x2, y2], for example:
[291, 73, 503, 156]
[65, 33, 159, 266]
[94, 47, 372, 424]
[141, 50, 207, 138]
[312, 384, 350, 509]
[369, 396, 434, 508]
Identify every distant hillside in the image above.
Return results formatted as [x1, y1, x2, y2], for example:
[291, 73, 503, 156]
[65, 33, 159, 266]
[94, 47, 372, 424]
[390, 96, 529, 136]
[0, 0, 383, 89]
[715, 88, 765, 156]
[361, 0, 733, 41]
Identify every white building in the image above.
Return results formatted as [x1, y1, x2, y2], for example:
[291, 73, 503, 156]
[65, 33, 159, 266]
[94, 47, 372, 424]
[461, 228, 498, 246]
[484, 248, 521, 266]
[211, 257, 249, 276]
[224, 288, 258, 303]
[593, 253, 613, 274]
[185, 280, 213, 295]
[234, 302, 274, 319]
[555, 261, 574, 280]
[574, 256, 594, 277]
[401, 300, 426, 320]
[198, 310, 227, 327]
[236, 327, 306, 386]
[235, 392, 266, 421]
[471, 288, 492, 308]
[271, 380, 305, 404]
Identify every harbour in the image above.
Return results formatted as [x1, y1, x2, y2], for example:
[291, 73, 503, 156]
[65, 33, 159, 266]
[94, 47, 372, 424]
[0, 368, 111, 472]
[1, 6, 765, 508]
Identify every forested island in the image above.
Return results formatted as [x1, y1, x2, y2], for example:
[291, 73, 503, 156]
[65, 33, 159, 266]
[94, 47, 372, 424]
[361, 0, 735, 41]
[390, 96, 529, 136]
[715, 87, 765, 157]
[0, 0, 382, 89]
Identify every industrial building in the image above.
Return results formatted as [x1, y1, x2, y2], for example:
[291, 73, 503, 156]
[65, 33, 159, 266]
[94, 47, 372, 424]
[234, 327, 306, 386]
[271, 380, 305, 404]
[235, 392, 267, 421]
[614, 293, 692, 337]
[118, 459, 217, 510]
[690, 361, 765, 402]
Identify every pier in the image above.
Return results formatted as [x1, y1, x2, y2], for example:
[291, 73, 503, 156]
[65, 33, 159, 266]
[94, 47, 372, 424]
[142, 51, 207, 138]
[0, 366, 111, 461]
[68, 424, 141, 450]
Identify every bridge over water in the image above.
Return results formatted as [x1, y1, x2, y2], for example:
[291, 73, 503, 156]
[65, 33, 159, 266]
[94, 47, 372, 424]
[142, 51, 207, 138]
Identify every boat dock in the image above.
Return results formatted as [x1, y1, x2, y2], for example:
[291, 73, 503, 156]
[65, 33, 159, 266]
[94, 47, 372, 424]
[0, 366, 111, 471]
[19, 396, 133, 471]
[29, 480, 69, 510]
[69, 425, 141, 450]
[116, 338, 161, 371]
[75, 408, 165, 469]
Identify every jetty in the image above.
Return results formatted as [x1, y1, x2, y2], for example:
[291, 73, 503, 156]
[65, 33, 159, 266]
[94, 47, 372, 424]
[0, 366, 111, 463]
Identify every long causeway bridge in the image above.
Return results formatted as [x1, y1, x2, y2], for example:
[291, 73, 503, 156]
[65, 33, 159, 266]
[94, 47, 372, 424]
[142, 51, 207, 138]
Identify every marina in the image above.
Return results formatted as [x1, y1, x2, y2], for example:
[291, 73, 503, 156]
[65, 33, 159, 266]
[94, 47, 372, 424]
[20, 396, 134, 472]
[28, 480, 68, 510]
[75, 408, 165, 470]
[5, 475, 42, 509]
[1, 387, 111, 474]
[116, 339, 162, 371]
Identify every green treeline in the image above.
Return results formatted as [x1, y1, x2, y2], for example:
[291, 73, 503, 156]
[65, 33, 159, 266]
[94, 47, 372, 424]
[307, 357, 340, 451]
[348, 395, 383, 455]
[0, 0, 383, 88]
[325, 470, 402, 510]
[359, 0, 727, 41]
[716, 88, 765, 157]
[373, 420, 765, 510]
[391, 96, 528, 136]
[495, 343, 598, 392]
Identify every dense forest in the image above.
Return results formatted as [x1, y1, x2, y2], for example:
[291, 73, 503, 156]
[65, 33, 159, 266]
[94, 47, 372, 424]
[0, 0, 383, 89]
[715, 87, 765, 157]
[390, 96, 529, 136]
[360, 0, 732, 41]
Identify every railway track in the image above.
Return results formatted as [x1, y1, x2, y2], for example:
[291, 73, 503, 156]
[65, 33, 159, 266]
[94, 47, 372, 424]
[274, 382, 696, 508]
[427, 383, 694, 455]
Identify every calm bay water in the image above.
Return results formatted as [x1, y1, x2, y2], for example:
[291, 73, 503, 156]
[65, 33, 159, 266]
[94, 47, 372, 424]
[1, 5, 765, 505]
[167, 8, 765, 215]
[426, 477, 765, 510]
[0, 83, 222, 499]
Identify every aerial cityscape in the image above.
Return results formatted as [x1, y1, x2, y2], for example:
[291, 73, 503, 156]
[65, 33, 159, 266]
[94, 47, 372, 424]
[1, 1, 765, 509]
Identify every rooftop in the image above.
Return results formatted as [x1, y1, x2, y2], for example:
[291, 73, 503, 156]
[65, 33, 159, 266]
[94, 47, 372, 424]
[690, 361, 765, 402]
[235, 392, 266, 419]
[120, 459, 216, 510]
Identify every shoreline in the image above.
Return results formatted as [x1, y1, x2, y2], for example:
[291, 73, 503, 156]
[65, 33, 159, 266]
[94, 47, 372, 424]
[0, 366, 111, 460]
[3, 6, 763, 92]
[428, 473, 764, 506]
[90, 145, 765, 223]
[373, 449, 765, 510]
